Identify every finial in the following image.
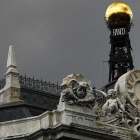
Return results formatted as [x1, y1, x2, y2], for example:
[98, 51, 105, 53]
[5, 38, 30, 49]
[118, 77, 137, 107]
[6, 45, 17, 68]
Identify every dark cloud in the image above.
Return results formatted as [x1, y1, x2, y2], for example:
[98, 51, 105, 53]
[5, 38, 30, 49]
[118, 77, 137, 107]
[0, 0, 139, 88]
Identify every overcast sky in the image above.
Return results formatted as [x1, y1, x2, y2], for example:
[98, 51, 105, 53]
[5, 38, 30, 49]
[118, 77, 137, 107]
[0, 0, 139, 88]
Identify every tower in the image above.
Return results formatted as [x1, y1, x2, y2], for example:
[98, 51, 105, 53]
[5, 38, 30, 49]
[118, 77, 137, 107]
[105, 2, 134, 82]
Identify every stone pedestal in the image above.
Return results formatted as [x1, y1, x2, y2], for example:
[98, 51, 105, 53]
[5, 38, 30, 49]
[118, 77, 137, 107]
[4, 87, 20, 103]
[57, 102, 97, 128]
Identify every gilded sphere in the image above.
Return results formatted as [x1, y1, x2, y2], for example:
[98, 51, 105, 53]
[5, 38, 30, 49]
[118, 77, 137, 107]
[105, 2, 133, 24]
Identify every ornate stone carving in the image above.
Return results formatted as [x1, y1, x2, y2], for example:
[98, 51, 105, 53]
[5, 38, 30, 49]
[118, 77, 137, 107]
[125, 103, 140, 138]
[60, 74, 95, 109]
[102, 89, 125, 116]
[95, 89, 126, 127]
[95, 69, 140, 138]
[115, 69, 140, 110]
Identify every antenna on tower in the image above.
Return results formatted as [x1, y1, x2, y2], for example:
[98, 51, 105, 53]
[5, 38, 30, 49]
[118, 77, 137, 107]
[103, 61, 108, 87]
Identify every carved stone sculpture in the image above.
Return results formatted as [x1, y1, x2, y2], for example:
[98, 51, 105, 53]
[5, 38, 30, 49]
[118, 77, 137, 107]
[95, 88, 126, 126]
[60, 74, 95, 109]
[125, 103, 140, 138]
[133, 121, 140, 139]
[102, 89, 125, 116]
[94, 69, 140, 139]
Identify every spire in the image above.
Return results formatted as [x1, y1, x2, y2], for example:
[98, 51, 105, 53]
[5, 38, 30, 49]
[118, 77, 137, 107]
[5, 45, 19, 86]
[3, 45, 21, 104]
[6, 45, 17, 68]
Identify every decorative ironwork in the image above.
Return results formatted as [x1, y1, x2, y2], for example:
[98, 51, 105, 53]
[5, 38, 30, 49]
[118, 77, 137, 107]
[104, 17, 134, 82]
[0, 75, 62, 94]
[104, 17, 134, 31]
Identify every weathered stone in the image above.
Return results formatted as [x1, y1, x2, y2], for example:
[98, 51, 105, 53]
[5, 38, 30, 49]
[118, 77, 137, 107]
[2, 46, 21, 104]
[4, 87, 20, 103]
[60, 74, 96, 109]
[7, 45, 17, 68]
[57, 101, 96, 127]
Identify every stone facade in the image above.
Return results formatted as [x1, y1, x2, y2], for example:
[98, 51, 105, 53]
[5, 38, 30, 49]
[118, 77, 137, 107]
[0, 46, 139, 140]
[0, 101, 120, 140]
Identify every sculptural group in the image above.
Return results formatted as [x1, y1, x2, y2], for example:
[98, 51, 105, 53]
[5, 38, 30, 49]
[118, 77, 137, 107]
[60, 72, 140, 139]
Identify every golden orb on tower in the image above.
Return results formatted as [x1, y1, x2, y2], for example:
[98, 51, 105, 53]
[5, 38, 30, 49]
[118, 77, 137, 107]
[105, 2, 133, 24]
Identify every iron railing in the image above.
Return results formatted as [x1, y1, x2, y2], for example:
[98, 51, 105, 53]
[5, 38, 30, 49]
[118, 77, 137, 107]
[0, 75, 62, 94]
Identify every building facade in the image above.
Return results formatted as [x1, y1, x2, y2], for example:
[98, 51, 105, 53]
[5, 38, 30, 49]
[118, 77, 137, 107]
[0, 46, 139, 140]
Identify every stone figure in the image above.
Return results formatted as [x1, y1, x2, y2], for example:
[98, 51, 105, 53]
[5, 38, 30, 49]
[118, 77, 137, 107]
[102, 89, 125, 116]
[60, 74, 96, 109]
[60, 88, 79, 105]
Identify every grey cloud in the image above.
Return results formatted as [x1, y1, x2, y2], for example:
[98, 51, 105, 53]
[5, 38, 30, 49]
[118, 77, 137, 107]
[0, 0, 139, 88]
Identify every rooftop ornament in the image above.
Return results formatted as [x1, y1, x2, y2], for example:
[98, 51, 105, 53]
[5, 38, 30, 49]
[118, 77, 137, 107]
[60, 74, 96, 109]
[105, 2, 133, 25]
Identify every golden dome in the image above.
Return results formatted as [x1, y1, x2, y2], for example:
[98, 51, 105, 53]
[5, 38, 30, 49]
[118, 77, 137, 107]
[105, 2, 133, 24]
